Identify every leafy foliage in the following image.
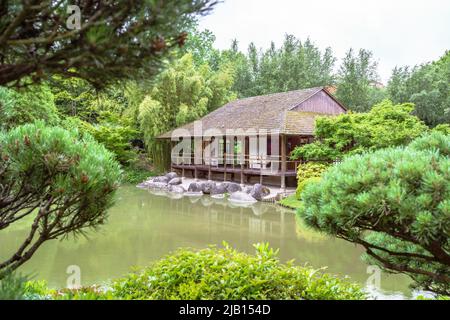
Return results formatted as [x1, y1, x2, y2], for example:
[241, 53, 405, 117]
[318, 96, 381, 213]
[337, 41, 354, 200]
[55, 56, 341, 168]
[296, 177, 322, 200]
[387, 51, 450, 126]
[0, 85, 60, 130]
[112, 243, 365, 300]
[83, 112, 139, 165]
[0, 1, 217, 88]
[0, 122, 121, 276]
[0, 272, 29, 300]
[295, 162, 329, 199]
[291, 100, 428, 161]
[433, 124, 450, 135]
[222, 35, 336, 98]
[49, 76, 99, 122]
[138, 53, 235, 171]
[298, 132, 450, 295]
[335, 48, 384, 111]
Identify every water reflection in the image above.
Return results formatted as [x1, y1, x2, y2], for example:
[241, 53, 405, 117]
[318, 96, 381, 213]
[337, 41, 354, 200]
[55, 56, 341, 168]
[0, 185, 412, 297]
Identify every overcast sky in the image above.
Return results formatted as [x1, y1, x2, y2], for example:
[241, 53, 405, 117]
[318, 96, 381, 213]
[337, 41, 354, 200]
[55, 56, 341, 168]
[198, 0, 450, 83]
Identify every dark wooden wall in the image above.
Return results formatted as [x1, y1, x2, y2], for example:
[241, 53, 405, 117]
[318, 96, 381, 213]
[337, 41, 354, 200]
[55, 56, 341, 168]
[291, 90, 346, 115]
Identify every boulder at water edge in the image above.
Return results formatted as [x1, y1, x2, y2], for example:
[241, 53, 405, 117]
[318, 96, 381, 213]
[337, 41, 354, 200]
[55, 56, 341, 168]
[250, 183, 271, 200]
[153, 176, 169, 184]
[211, 183, 227, 195]
[147, 181, 169, 190]
[201, 181, 216, 194]
[168, 177, 182, 185]
[226, 182, 242, 193]
[188, 182, 203, 193]
[165, 172, 178, 180]
[169, 185, 185, 193]
[229, 191, 257, 203]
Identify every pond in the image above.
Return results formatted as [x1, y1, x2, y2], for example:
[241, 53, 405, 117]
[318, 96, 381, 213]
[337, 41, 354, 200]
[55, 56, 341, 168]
[0, 184, 413, 298]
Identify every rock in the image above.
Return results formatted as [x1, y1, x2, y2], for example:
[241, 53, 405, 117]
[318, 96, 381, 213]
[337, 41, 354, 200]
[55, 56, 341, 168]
[243, 186, 253, 194]
[211, 183, 227, 195]
[229, 191, 257, 203]
[201, 181, 216, 194]
[153, 176, 169, 184]
[250, 183, 271, 201]
[168, 177, 182, 185]
[226, 182, 242, 193]
[250, 183, 271, 200]
[169, 185, 185, 193]
[188, 182, 202, 193]
[165, 171, 178, 180]
[147, 182, 169, 190]
[136, 182, 149, 189]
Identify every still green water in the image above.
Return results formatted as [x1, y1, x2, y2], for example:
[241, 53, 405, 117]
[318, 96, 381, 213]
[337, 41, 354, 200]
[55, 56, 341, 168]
[0, 185, 412, 297]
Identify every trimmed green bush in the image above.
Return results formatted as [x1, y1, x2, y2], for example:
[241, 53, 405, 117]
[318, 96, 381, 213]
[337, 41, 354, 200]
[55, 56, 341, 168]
[291, 100, 428, 161]
[0, 85, 60, 130]
[112, 243, 365, 300]
[296, 177, 322, 200]
[298, 132, 450, 295]
[0, 122, 121, 276]
[295, 162, 328, 199]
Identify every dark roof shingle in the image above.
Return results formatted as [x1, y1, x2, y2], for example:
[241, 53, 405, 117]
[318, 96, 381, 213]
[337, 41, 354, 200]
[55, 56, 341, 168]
[158, 87, 339, 138]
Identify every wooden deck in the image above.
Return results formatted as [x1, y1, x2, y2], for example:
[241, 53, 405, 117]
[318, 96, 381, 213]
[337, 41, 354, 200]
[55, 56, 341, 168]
[171, 164, 297, 177]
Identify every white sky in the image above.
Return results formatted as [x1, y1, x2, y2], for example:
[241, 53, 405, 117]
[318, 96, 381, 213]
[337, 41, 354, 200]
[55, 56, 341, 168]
[198, 0, 450, 83]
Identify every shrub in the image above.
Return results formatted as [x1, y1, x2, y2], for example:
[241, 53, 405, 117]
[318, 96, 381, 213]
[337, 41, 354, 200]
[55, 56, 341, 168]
[0, 85, 60, 130]
[295, 162, 329, 199]
[112, 243, 365, 300]
[60, 113, 140, 165]
[83, 112, 140, 165]
[298, 132, 450, 295]
[0, 122, 121, 276]
[296, 177, 322, 200]
[432, 123, 450, 136]
[0, 273, 29, 300]
[122, 166, 156, 184]
[291, 100, 428, 161]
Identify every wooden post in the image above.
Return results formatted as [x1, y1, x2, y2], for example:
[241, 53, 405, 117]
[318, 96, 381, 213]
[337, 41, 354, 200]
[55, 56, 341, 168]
[281, 134, 286, 191]
[259, 157, 263, 184]
[241, 165, 244, 185]
[223, 136, 227, 182]
[223, 153, 227, 181]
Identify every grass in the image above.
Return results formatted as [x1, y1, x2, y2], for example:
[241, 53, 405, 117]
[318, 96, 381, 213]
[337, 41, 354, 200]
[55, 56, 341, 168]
[278, 194, 302, 210]
[121, 165, 157, 184]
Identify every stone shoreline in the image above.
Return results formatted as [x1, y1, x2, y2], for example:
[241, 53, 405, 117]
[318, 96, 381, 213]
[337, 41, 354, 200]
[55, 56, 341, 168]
[137, 171, 294, 203]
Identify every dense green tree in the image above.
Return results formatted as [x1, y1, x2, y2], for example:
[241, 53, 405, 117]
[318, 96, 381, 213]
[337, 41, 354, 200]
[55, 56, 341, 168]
[433, 124, 450, 135]
[83, 112, 140, 165]
[223, 35, 336, 98]
[335, 49, 382, 111]
[0, 0, 217, 88]
[48, 75, 98, 122]
[138, 53, 235, 170]
[179, 21, 221, 69]
[0, 85, 60, 130]
[221, 40, 253, 98]
[291, 100, 428, 161]
[298, 132, 450, 295]
[0, 122, 121, 277]
[387, 51, 450, 126]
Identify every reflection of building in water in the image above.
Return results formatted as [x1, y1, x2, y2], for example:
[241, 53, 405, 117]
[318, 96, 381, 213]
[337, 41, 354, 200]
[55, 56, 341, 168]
[161, 194, 289, 238]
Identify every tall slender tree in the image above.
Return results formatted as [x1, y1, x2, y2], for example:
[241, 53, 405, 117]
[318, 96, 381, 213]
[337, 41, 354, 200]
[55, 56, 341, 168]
[335, 48, 381, 112]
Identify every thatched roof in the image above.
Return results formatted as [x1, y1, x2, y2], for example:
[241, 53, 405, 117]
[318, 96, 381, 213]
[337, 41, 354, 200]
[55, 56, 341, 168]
[158, 87, 344, 138]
